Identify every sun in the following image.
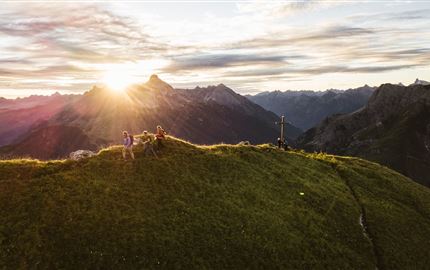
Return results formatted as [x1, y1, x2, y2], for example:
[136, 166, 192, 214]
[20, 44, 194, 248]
[100, 60, 170, 92]
[101, 68, 137, 92]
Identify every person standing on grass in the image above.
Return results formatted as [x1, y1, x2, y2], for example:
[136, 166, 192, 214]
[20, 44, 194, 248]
[141, 130, 158, 158]
[122, 131, 135, 160]
[277, 137, 282, 149]
[283, 139, 289, 151]
[155, 125, 166, 149]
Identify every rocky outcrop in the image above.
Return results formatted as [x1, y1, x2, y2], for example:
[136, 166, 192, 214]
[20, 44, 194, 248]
[69, 150, 96, 160]
[410, 78, 430, 86]
[297, 83, 430, 187]
[238, 141, 251, 146]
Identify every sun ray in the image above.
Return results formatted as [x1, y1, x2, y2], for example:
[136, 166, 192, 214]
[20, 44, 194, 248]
[101, 69, 137, 92]
[100, 60, 170, 92]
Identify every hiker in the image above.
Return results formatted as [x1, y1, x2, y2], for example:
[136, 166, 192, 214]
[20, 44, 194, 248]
[141, 130, 158, 158]
[155, 125, 166, 148]
[283, 139, 289, 151]
[122, 131, 135, 160]
[277, 137, 282, 149]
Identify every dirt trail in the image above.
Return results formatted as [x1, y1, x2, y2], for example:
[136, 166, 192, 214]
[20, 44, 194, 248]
[332, 165, 385, 270]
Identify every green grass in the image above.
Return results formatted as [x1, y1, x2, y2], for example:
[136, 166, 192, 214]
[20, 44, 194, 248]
[0, 137, 429, 269]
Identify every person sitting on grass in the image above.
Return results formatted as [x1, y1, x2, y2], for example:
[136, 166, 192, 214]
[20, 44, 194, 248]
[155, 125, 167, 149]
[122, 131, 135, 160]
[140, 130, 158, 158]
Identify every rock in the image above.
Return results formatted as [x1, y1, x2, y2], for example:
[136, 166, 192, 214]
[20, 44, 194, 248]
[69, 150, 96, 160]
[238, 141, 251, 146]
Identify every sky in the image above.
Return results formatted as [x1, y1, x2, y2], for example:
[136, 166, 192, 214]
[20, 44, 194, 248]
[1, 0, 430, 98]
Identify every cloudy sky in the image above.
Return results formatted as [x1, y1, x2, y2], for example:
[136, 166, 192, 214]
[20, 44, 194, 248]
[1, 0, 430, 98]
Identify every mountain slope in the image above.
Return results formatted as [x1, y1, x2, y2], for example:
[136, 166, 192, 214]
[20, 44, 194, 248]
[247, 85, 375, 130]
[0, 125, 106, 159]
[0, 94, 77, 147]
[297, 83, 430, 187]
[0, 137, 429, 269]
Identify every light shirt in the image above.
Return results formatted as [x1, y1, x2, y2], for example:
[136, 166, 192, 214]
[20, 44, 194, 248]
[123, 137, 131, 147]
[141, 134, 153, 143]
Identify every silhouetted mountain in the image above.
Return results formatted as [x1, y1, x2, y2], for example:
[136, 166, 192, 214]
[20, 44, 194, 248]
[52, 77, 301, 145]
[410, 78, 430, 86]
[0, 94, 79, 147]
[0, 75, 301, 159]
[0, 125, 104, 160]
[297, 83, 430, 187]
[145, 74, 174, 92]
[247, 85, 375, 130]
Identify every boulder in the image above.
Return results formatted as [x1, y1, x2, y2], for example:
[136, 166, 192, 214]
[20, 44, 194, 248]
[238, 141, 251, 146]
[69, 150, 96, 160]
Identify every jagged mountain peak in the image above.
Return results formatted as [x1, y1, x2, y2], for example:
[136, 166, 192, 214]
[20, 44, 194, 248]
[197, 84, 242, 105]
[411, 78, 430, 86]
[297, 83, 430, 187]
[369, 83, 430, 106]
[215, 83, 227, 89]
[145, 74, 173, 91]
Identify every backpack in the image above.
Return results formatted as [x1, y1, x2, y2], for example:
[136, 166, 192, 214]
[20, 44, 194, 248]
[129, 135, 134, 146]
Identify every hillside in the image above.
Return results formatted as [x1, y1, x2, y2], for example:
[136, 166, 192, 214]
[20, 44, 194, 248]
[297, 83, 430, 187]
[0, 125, 107, 160]
[247, 85, 375, 130]
[1, 137, 429, 269]
[0, 94, 78, 147]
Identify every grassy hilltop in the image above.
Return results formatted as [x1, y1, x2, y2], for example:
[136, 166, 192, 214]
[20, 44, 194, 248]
[0, 137, 429, 269]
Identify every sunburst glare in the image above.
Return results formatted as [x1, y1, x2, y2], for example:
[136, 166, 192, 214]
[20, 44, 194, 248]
[100, 60, 170, 92]
[102, 69, 136, 92]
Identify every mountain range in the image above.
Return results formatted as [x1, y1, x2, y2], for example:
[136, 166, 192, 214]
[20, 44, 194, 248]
[297, 83, 430, 187]
[0, 75, 301, 159]
[247, 85, 376, 130]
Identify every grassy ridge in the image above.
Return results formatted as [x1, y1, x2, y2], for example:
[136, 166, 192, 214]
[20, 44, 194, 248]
[0, 137, 429, 269]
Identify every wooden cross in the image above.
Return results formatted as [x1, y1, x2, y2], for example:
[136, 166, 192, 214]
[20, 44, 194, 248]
[275, 116, 287, 148]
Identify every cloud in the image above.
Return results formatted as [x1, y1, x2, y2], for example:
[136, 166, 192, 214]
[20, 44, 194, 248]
[0, 3, 169, 64]
[0, 64, 95, 80]
[219, 64, 420, 79]
[349, 8, 430, 22]
[237, 0, 336, 17]
[227, 26, 375, 50]
[1, 2, 430, 96]
[163, 53, 306, 72]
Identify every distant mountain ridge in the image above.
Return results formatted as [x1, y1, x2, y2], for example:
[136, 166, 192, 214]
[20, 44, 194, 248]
[0, 75, 301, 159]
[247, 85, 376, 130]
[0, 126, 104, 160]
[0, 94, 79, 147]
[297, 83, 430, 187]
